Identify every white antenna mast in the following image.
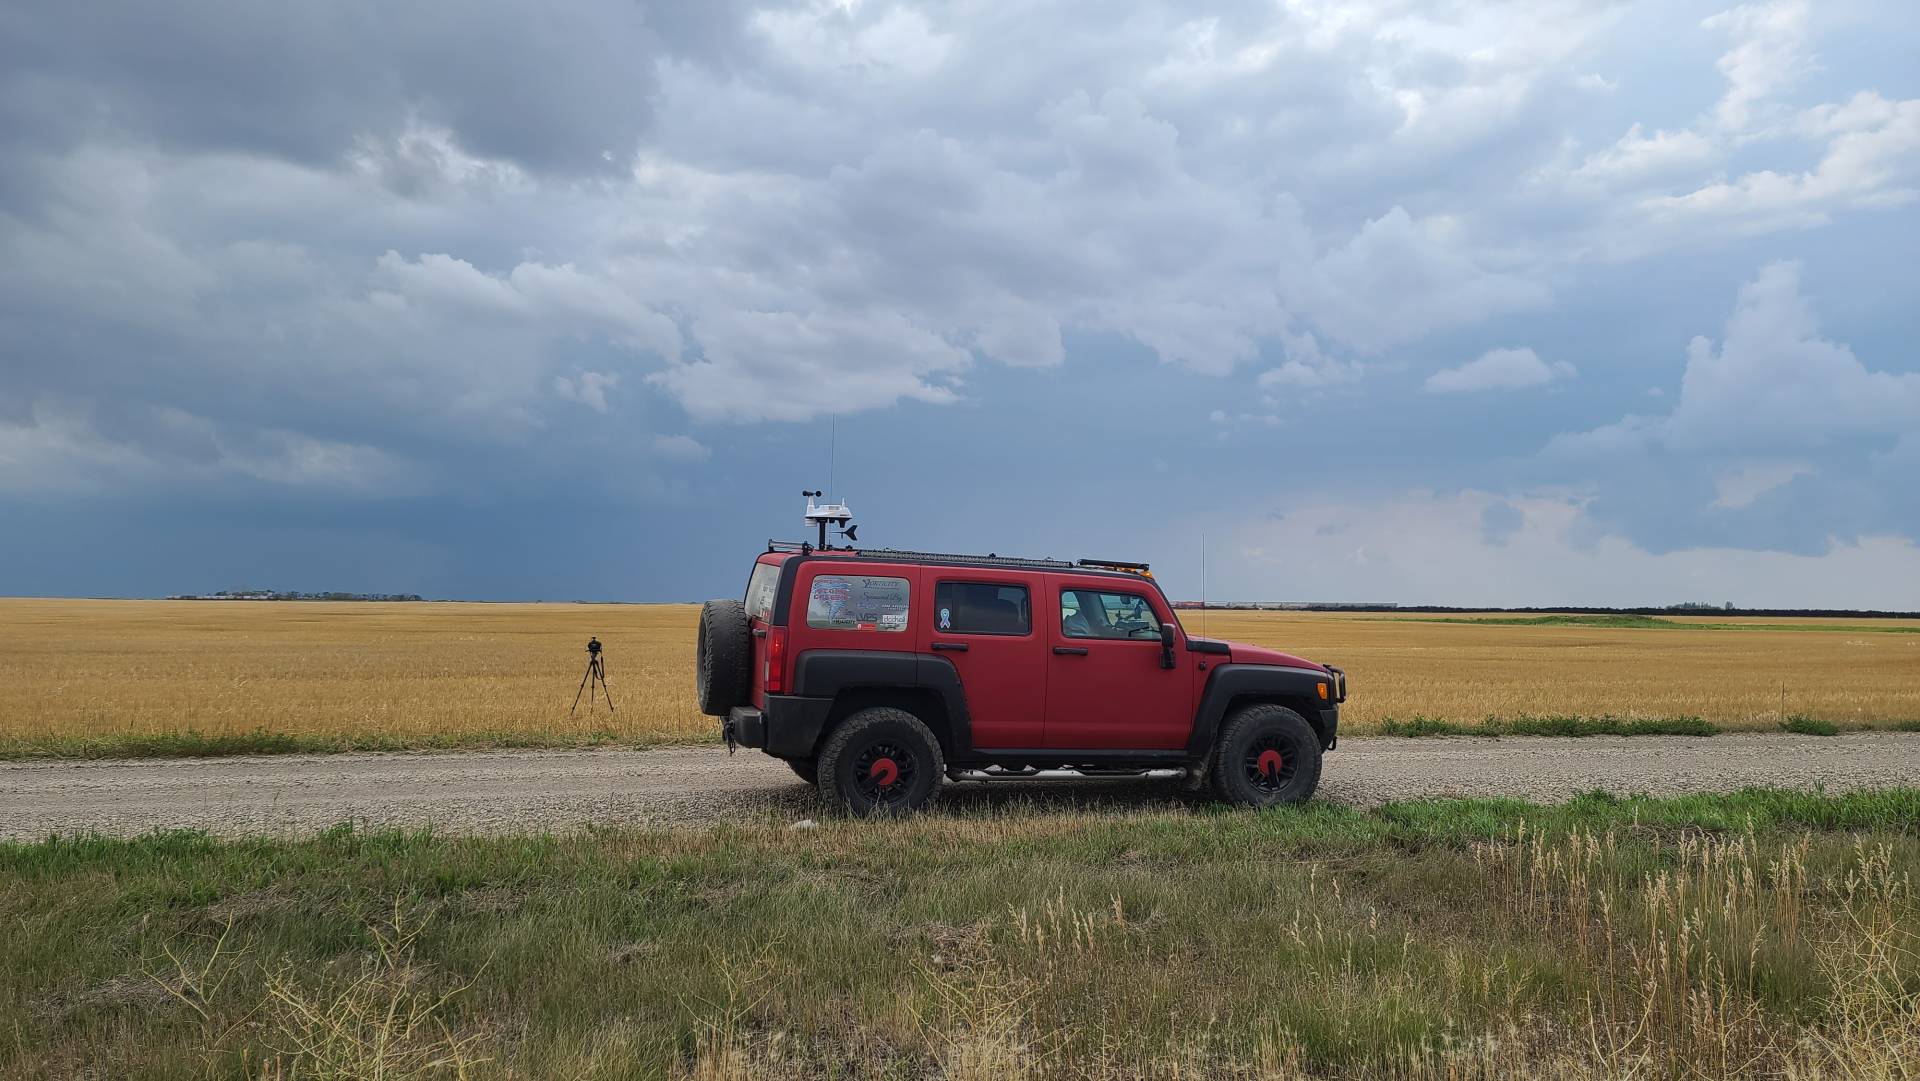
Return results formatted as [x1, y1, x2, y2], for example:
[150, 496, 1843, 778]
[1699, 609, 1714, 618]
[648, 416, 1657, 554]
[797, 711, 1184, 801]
[1200, 531, 1209, 637]
[803, 414, 854, 550]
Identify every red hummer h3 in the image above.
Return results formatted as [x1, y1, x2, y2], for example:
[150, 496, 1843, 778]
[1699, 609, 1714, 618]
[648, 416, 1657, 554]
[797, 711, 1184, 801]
[696, 545, 1346, 815]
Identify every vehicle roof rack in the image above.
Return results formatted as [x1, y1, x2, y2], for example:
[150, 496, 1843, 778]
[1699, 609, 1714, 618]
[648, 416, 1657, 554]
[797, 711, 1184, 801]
[849, 547, 1077, 571]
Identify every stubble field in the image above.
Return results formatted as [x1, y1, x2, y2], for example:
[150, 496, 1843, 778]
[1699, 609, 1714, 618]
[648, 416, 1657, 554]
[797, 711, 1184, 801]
[1, 599, 1916, 757]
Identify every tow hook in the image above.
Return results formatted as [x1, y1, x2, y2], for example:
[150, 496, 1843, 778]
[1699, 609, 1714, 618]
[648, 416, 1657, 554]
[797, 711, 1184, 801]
[722, 715, 737, 755]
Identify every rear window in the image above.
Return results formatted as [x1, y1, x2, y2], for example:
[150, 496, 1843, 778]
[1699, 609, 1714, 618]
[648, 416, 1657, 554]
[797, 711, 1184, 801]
[743, 563, 779, 622]
[934, 581, 1031, 635]
[807, 574, 911, 632]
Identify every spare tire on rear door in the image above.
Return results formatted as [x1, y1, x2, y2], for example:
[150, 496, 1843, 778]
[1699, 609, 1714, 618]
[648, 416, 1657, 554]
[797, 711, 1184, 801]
[696, 599, 751, 716]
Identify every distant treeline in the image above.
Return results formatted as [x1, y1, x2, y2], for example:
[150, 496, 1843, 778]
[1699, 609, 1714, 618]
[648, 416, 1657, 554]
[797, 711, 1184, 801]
[165, 590, 426, 602]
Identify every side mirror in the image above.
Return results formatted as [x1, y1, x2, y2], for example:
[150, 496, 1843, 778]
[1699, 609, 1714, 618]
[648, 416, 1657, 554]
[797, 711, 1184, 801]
[1159, 623, 1177, 669]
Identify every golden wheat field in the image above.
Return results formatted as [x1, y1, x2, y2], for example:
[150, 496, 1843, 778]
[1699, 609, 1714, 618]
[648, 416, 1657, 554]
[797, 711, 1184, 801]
[0, 598, 1916, 754]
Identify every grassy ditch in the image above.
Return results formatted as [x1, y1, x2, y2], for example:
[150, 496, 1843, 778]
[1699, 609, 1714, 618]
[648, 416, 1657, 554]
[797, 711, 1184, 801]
[5, 789, 1918, 1079]
[7, 717, 1907, 761]
[0, 727, 664, 761]
[1380, 714, 1722, 737]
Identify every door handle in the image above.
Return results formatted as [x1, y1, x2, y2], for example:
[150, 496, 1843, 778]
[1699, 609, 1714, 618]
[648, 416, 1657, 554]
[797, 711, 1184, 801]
[931, 641, 968, 652]
[1053, 646, 1089, 656]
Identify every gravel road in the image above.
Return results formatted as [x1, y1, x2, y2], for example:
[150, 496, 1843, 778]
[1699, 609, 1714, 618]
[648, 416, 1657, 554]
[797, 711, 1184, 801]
[4, 732, 1917, 839]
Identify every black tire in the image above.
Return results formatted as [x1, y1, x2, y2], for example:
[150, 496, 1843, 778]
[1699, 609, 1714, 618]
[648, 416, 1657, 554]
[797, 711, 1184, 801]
[695, 599, 751, 717]
[816, 707, 945, 816]
[1209, 704, 1322, 808]
[786, 758, 818, 784]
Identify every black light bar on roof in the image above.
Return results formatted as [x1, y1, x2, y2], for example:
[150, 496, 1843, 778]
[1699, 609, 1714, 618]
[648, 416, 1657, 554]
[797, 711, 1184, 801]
[1078, 558, 1151, 573]
[850, 548, 1077, 570]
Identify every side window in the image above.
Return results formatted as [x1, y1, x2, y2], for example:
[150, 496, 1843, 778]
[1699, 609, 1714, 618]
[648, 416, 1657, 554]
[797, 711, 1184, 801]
[1060, 588, 1162, 640]
[933, 581, 1031, 635]
[807, 574, 911, 632]
[743, 563, 779, 622]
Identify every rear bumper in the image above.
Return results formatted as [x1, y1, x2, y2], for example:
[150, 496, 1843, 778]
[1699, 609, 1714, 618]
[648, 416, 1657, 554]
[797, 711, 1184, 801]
[725, 695, 833, 758]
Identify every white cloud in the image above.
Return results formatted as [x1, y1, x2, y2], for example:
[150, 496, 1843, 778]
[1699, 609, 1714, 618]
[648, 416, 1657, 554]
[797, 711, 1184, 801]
[1646, 97, 1920, 230]
[1569, 125, 1718, 187]
[1259, 332, 1363, 390]
[3, 0, 1918, 503]
[1703, 0, 1811, 133]
[650, 309, 970, 423]
[1664, 262, 1920, 450]
[650, 434, 711, 461]
[1426, 348, 1574, 394]
[1222, 488, 1920, 609]
[0, 396, 420, 496]
[1304, 209, 1549, 353]
[553, 371, 619, 414]
[1552, 262, 1920, 456]
[1712, 462, 1814, 509]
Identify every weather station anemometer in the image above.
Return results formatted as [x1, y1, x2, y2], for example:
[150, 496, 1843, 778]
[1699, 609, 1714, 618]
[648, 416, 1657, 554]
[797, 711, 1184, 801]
[802, 490, 858, 550]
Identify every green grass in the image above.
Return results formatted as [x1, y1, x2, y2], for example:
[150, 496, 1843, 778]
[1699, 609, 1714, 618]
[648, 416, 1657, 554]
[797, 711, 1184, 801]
[1380, 714, 1721, 737]
[1400, 614, 1920, 633]
[1782, 715, 1842, 736]
[4, 789, 1918, 1080]
[5, 711, 1898, 762]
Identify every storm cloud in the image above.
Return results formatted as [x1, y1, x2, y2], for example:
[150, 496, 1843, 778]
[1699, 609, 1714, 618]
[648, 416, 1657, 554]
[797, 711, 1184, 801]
[2, 0, 1916, 604]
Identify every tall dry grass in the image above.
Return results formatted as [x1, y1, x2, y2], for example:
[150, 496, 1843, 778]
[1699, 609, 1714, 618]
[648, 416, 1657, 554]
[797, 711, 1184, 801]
[1197, 609, 1920, 730]
[7, 792, 1917, 1079]
[676, 825, 1920, 1080]
[0, 598, 706, 752]
[1, 598, 1915, 754]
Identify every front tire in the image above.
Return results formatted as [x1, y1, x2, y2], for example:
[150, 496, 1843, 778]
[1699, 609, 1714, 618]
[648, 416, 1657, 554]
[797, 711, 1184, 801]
[816, 708, 945, 816]
[1210, 704, 1322, 808]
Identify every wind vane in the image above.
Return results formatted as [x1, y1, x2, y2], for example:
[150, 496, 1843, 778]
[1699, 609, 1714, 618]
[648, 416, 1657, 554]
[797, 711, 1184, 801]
[802, 490, 856, 550]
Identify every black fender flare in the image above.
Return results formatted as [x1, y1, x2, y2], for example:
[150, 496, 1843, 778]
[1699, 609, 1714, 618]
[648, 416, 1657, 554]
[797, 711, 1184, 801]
[790, 650, 974, 755]
[1186, 664, 1333, 758]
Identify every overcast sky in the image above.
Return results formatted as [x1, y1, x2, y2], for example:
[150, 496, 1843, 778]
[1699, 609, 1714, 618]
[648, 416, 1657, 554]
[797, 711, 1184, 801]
[3, 0, 1917, 606]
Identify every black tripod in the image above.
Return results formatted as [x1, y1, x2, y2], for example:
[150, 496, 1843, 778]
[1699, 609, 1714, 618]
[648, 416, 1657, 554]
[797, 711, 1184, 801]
[571, 637, 615, 716]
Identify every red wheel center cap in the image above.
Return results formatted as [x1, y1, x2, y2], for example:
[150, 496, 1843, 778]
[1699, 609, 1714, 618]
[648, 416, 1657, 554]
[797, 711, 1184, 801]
[868, 757, 900, 786]
[1257, 749, 1284, 778]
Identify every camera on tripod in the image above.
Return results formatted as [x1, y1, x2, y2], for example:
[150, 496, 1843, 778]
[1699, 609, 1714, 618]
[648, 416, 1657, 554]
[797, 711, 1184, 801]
[571, 637, 613, 715]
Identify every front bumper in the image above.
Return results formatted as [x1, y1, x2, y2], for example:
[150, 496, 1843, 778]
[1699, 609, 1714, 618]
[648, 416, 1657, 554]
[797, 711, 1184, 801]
[1317, 705, 1340, 750]
[725, 695, 833, 758]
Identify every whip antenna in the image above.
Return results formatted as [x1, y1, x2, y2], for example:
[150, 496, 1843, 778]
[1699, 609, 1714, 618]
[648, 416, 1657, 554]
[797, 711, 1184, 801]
[1200, 532, 1209, 637]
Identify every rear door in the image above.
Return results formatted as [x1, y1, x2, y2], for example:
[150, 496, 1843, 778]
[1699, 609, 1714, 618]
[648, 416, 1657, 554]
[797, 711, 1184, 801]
[923, 573, 1045, 749]
[743, 558, 782, 708]
[1041, 574, 1195, 750]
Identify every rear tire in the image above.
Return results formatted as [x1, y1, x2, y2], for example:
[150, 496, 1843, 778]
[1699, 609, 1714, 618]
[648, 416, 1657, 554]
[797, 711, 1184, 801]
[1210, 704, 1322, 808]
[695, 599, 751, 717]
[786, 758, 818, 785]
[816, 707, 945, 816]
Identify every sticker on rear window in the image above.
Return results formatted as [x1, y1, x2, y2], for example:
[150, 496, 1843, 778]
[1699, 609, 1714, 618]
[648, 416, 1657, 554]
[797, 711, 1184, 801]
[807, 575, 910, 632]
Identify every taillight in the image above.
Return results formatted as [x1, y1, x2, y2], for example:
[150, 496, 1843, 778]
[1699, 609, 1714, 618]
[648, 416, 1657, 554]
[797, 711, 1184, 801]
[764, 626, 788, 694]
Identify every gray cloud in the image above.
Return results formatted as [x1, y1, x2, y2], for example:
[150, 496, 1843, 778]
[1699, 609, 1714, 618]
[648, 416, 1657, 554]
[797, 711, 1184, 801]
[0, 0, 762, 175]
[1, 0, 1916, 603]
